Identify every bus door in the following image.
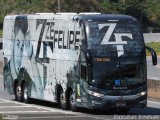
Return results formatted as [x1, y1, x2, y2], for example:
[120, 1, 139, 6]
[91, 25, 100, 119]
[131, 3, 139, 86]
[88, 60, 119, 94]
[79, 62, 89, 106]
[75, 20, 89, 106]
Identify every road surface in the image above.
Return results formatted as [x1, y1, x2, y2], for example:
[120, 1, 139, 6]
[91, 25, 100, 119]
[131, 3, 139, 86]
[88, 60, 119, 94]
[0, 81, 160, 120]
[143, 33, 160, 43]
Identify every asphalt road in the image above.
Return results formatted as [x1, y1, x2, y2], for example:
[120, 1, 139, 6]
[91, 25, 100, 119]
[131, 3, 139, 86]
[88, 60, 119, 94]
[0, 80, 160, 120]
[143, 33, 160, 43]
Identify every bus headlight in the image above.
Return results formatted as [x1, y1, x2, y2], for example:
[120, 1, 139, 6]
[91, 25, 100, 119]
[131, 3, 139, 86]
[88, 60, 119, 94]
[138, 91, 146, 96]
[88, 90, 104, 97]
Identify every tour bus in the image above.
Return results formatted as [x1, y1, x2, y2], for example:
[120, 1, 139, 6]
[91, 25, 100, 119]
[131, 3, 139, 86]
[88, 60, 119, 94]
[3, 13, 157, 112]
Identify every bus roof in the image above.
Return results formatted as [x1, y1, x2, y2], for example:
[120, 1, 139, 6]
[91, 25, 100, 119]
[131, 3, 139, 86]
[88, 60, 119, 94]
[79, 14, 137, 22]
[4, 13, 137, 22]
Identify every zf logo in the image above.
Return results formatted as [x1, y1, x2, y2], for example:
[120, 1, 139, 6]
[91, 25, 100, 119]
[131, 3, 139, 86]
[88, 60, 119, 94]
[99, 23, 133, 57]
[115, 79, 121, 86]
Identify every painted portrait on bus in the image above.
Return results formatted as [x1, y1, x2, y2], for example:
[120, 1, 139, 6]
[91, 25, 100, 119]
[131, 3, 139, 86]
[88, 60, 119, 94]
[3, 16, 27, 94]
[4, 16, 44, 99]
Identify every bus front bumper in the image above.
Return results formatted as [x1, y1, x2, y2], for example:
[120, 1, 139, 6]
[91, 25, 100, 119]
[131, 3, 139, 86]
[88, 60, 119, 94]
[89, 92, 147, 110]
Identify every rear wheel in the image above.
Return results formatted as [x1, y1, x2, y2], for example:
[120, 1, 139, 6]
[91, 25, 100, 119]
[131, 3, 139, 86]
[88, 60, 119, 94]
[69, 90, 78, 112]
[22, 83, 30, 103]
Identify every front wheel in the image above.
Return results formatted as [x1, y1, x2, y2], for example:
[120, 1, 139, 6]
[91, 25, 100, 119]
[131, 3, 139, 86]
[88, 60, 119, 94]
[15, 84, 23, 102]
[69, 90, 78, 112]
[59, 89, 67, 110]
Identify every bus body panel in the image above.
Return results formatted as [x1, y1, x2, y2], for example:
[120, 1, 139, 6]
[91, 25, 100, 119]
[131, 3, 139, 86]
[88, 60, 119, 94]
[3, 14, 148, 110]
[3, 14, 83, 102]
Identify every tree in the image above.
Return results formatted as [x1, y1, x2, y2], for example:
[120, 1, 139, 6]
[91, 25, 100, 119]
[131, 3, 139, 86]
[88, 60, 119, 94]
[0, 0, 160, 29]
[0, 0, 17, 27]
[145, 0, 160, 26]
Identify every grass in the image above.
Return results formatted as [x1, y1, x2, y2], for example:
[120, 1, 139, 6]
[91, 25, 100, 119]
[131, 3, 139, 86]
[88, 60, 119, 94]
[0, 29, 2, 38]
[146, 42, 160, 56]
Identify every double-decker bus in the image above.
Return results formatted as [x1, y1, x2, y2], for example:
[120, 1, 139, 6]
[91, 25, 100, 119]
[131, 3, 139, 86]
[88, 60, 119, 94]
[3, 13, 157, 112]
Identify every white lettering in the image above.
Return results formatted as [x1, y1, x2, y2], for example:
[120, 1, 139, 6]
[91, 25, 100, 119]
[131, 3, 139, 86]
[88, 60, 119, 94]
[114, 33, 132, 57]
[99, 23, 133, 57]
[99, 23, 116, 45]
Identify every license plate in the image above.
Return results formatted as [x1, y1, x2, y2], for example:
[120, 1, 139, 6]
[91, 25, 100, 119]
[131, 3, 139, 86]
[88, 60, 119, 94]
[116, 102, 126, 106]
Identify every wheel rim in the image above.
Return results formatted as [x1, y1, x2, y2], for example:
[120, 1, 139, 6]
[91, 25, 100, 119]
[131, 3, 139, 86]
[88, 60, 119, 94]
[70, 91, 75, 108]
[60, 90, 65, 105]
[16, 86, 21, 98]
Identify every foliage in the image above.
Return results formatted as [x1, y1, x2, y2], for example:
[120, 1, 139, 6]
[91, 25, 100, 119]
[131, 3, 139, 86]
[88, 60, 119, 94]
[145, 0, 160, 26]
[146, 42, 160, 56]
[0, 0, 160, 29]
[0, 29, 2, 38]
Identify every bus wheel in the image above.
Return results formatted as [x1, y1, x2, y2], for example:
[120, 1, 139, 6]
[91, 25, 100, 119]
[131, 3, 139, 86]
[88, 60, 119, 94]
[59, 89, 67, 110]
[22, 83, 30, 103]
[15, 84, 23, 102]
[69, 90, 78, 112]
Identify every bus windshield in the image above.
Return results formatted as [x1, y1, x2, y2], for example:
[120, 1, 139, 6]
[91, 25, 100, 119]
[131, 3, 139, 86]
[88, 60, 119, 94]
[85, 19, 146, 86]
[85, 20, 145, 57]
[91, 56, 145, 87]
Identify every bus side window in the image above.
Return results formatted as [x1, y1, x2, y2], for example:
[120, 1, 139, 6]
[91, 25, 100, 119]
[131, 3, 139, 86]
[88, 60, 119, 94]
[81, 65, 87, 80]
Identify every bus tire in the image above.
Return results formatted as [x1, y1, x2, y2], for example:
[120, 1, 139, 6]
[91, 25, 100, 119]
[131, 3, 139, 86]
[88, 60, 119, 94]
[59, 89, 67, 110]
[69, 90, 78, 112]
[15, 84, 23, 102]
[22, 82, 30, 103]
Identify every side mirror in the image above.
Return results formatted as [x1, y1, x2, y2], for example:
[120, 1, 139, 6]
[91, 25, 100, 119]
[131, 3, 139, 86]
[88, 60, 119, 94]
[145, 46, 157, 65]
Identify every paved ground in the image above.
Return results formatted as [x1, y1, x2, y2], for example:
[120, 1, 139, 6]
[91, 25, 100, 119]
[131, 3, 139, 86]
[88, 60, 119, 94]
[143, 33, 160, 43]
[147, 56, 160, 80]
[0, 98, 87, 120]
[0, 88, 160, 120]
